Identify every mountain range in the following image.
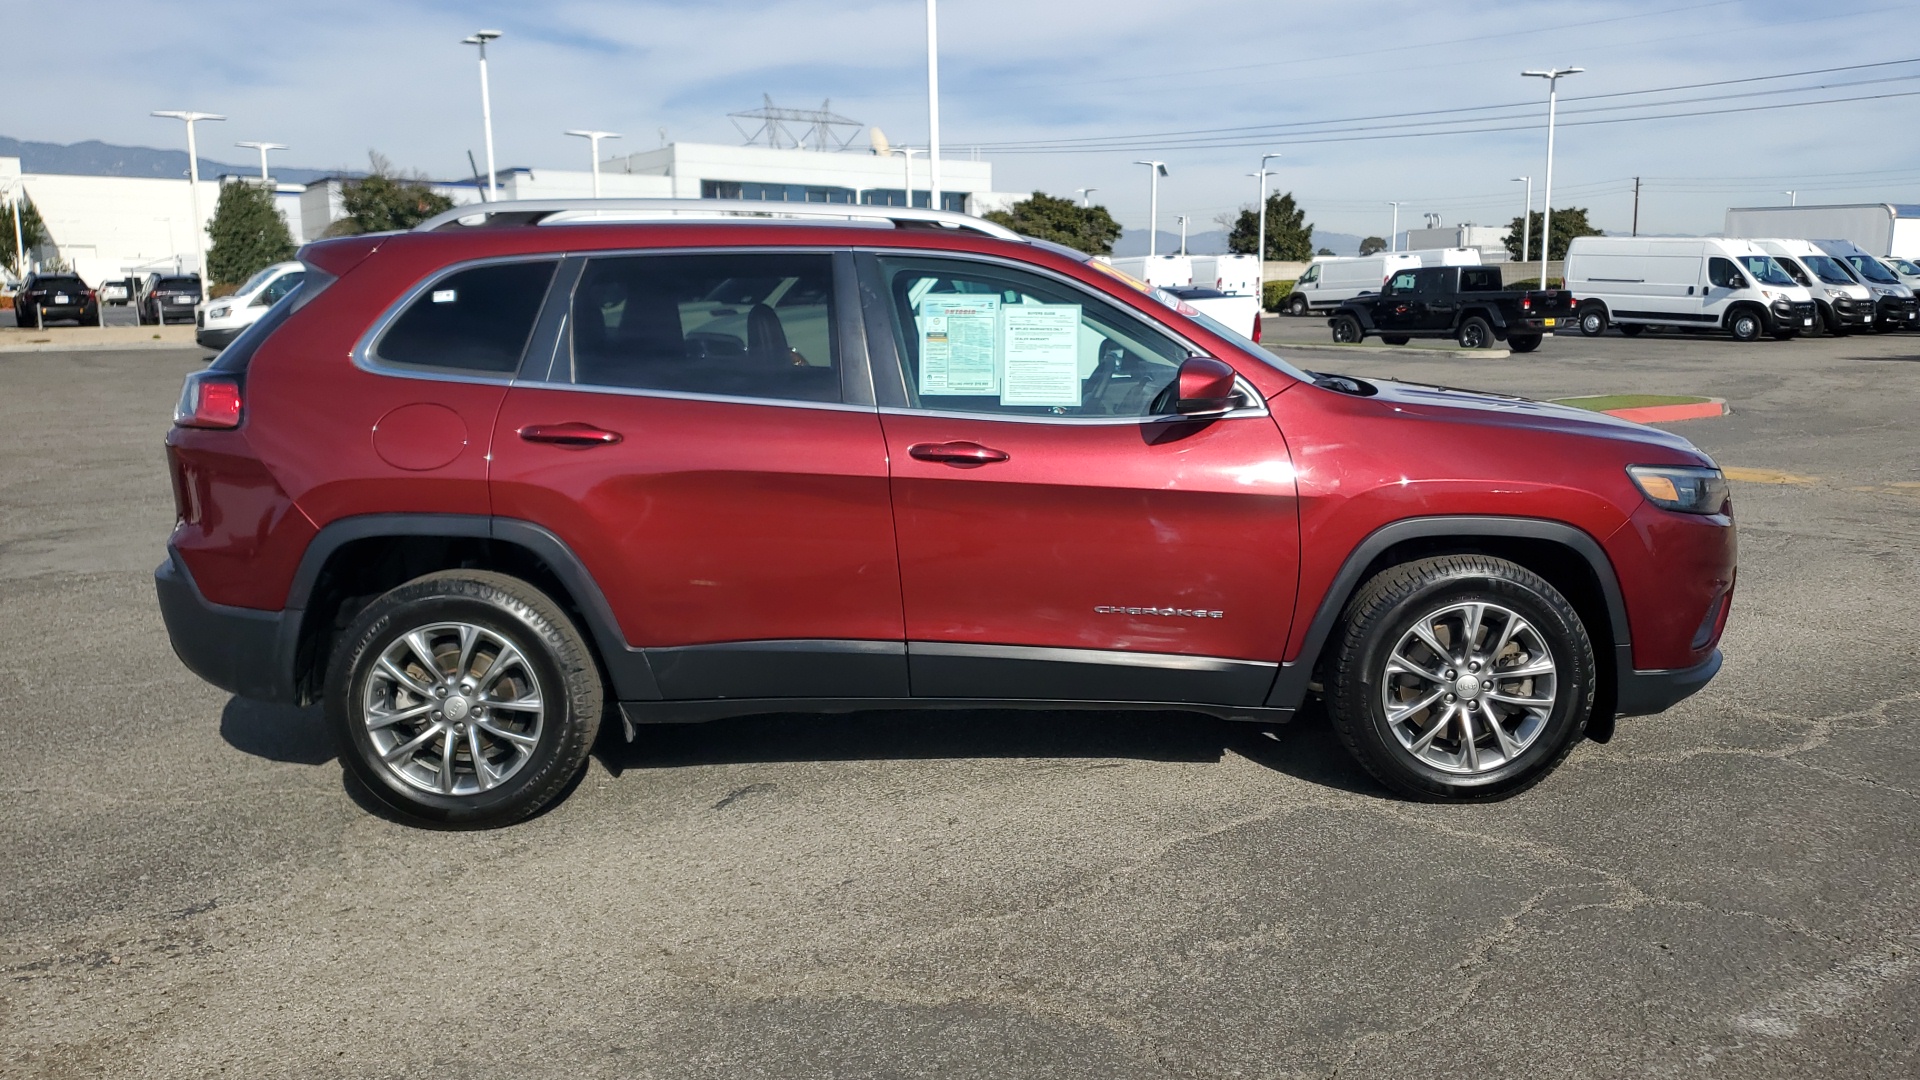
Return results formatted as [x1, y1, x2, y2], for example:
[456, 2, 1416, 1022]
[1, 135, 347, 185]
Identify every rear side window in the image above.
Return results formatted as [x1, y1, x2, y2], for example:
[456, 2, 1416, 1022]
[1459, 268, 1501, 292]
[375, 260, 559, 375]
[568, 253, 840, 403]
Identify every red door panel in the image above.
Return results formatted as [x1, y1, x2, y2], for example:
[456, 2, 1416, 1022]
[491, 387, 903, 649]
[880, 412, 1300, 662]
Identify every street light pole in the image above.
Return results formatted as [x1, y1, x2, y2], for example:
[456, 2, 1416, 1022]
[463, 30, 503, 201]
[564, 130, 621, 197]
[1523, 65, 1583, 287]
[1784, 189, 1797, 206]
[152, 111, 224, 280]
[1511, 176, 1531, 262]
[235, 141, 287, 184]
[1253, 151, 1281, 289]
[1386, 201, 1404, 252]
[1133, 160, 1167, 257]
[1075, 187, 1096, 208]
[891, 147, 921, 207]
[926, 0, 941, 212]
[1176, 215, 1188, 256]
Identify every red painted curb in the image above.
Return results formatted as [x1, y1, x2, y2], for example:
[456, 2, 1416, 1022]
[1604, 398, 1729, 423]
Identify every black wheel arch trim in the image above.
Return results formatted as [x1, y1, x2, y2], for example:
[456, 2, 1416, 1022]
[1265, 515, 1632, 711]
[284, 513, 662, 702]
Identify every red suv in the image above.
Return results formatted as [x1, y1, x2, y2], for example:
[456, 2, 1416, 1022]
[156, 201, 1735, 826]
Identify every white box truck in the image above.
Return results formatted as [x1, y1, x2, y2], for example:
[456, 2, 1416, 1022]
[1563, 236, 1816, 341]
[1188, 254, 1261, 296]
[1281, 248, 1480, 315]
[1724, 203, 1920, 261]
[1107, 254, 1193, 289]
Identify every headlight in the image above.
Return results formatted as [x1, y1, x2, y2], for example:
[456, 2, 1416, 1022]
[208, 305, 230, 319]
[1628, 465, 1729, 515]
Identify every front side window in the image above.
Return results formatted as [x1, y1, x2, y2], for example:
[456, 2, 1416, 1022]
[878, 255, 1189, 419]
[1298, 264, 1321, 285]
[1736, 256, 1795, 287]
[1801, 255, 1857, 285]
[1386, 271, 1418, 293]
[1775, 258, 1811, 287]
[376, 260, 558, 374]
[1707, 257, 1746, 289]
[569, 253, 839, 403]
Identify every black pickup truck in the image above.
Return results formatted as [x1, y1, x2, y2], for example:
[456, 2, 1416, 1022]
[1328, 265, 1574, 352]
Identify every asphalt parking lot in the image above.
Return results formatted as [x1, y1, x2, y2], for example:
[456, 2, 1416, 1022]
[3, 328, 1917, 1079]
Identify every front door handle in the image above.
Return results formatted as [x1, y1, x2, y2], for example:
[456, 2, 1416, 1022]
[518, 422, 623, 448]
[906, 440, 1010, 466]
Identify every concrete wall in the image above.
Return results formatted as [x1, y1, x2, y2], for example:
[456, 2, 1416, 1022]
[13, 164, 219, 284]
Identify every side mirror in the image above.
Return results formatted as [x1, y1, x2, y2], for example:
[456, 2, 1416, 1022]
[1173, 356, 1240, 417]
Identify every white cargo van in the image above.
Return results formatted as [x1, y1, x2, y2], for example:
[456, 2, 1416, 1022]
[1107, 254, 1193, 289]
[1563, 236, 1816, 341]
[1752, 239, 1876, 335]
[1283, 248, 1480, 315]
[1809, 239, 1919, 332]
[1188, 254, 1261, 296]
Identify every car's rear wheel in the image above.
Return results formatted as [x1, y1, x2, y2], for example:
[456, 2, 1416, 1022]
[1324, 555, 1595, 801]
[1457, 316, 1493, 349]
[1289, 294, 1309, 317]
[327, 570, 604, 827]
[1618, 324, 1644, 337]
[1331, 314, 1363, 343]
[1508, 334, 1542, 353]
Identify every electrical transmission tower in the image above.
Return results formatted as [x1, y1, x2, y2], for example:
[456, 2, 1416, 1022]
[729, 95, 865, 151]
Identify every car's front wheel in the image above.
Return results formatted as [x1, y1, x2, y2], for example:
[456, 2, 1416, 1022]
[1508, 334, 1542, 353]
[1324, 555, 1595, 800]
[1289, 294, 1309, 317]
[326, 570, 604, 827]
[1728, 308, 1763, 342]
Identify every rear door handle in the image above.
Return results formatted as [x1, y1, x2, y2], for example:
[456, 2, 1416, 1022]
[906, 440, 1010, 466]
[518, 422, 623, 448]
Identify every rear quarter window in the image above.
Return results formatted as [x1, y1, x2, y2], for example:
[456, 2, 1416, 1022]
[373, 260, 559, 375]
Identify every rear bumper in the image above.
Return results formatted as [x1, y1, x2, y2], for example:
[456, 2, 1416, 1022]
[155, 551, 301, 704]
[1616, 650, 1722, 717]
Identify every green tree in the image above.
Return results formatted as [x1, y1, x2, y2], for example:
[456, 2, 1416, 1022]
[1226, 192, 1314, 261]
[327, 152, 455, 236]
[1503, 206, 1605, 261]
[1316, 247, 1336, 257]
[1358, 235, 1388, 256]
[2, 196, 49, 276]
[981, 191, 1122, 255]
[205, 181, 296, 286]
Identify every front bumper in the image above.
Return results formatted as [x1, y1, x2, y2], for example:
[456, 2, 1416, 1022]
[1827, 298, 1875, 328]
[1617, 650, 1722, 716]
[155, 551, 301, 704]
[1876, 295, 1919, 328]
[196, 326, 243, 350]
[1766, 301, 1816, 332]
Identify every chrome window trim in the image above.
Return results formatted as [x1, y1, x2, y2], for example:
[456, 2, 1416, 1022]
[497, 378, 880, 415]
[350, 252, 565, 383]
[859, 247, 1269, 423]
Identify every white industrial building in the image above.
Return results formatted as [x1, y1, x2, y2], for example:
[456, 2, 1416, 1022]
[6, 135, 1026, 287]
[1405, 224, 1512, 261]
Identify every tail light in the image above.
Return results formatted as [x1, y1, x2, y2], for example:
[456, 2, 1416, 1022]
[175, 370, 243, 429]
[1522, 296, 1532, 310]
[1252, 310, 1263, 343]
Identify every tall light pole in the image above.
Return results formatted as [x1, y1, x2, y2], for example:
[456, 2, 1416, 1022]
[925, 0, 942, 212]
[463, 30, 503, 201]
[1783, 189, 1797, 206]
[152, 111, 224, 279]
[1511, 176, 1532, 262]
[1134, 160, 1167, 257]
[1176, 215, 1188, 256]
[1386, 201, 1404, 252]
[1253, 151, 1281, 288]
[235, 141, 287, 184]
[890, 147, 921, 207]
[1075, 187, 1096, 208]
[1523, 66, 1582, 287]
[565, 130, 620, 197]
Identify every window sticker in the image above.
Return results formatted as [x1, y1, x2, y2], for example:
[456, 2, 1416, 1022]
[999, 303, 1082, 407]
[431, 288, 458, 304]
[917, 294, 1000, 395]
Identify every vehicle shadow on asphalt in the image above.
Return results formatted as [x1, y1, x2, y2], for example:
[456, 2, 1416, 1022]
[594, 702, 1398, 799]
[220, 697, 334, 765]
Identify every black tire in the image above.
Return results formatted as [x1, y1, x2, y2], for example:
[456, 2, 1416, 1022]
[1618, 324, 1644, 337]
[1578, 304, 1608, 337]
[326, 570, 604, 827]
[1288, 294, 1309, 317]
[1508, 334, 1542, 353]
[1873, 319, 1895, 334]
[1770, 329, 1797, 341]
[1727, 307, 1763, 342]
[1818, 303, 1846, 337]
[11, 306, 24, 328]
[1331, 314, 1363, 344]
[1324, 555, 1596, 801]
[1381, 334, 1411, 345]
[1457, 316, 1493, 349]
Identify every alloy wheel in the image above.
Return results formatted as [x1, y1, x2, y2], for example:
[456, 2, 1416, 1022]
[1380, 601, 1557, 774]
[362, 621, 546, 796]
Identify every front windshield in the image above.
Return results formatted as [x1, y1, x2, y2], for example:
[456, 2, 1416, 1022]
[237, 265, 282, 295]
[1847, 255, 1899, 284]
[1890, 257, 1920, 276]
[1736, 255, 1795, 287]
[1801, 255, 1858, 286]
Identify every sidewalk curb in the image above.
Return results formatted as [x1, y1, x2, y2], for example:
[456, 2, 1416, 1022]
[1604, 397, 1729, 423]
[1266, 341, 1512, 359]
[0, 340, 208, 354]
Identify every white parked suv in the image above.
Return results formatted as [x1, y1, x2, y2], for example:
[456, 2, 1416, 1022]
[196, 261, 305, 350]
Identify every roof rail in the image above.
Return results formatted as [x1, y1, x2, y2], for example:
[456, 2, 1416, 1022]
[410, 198, 1023, 241]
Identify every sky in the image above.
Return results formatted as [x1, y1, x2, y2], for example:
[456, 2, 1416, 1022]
[6, 0, 1917, 242]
